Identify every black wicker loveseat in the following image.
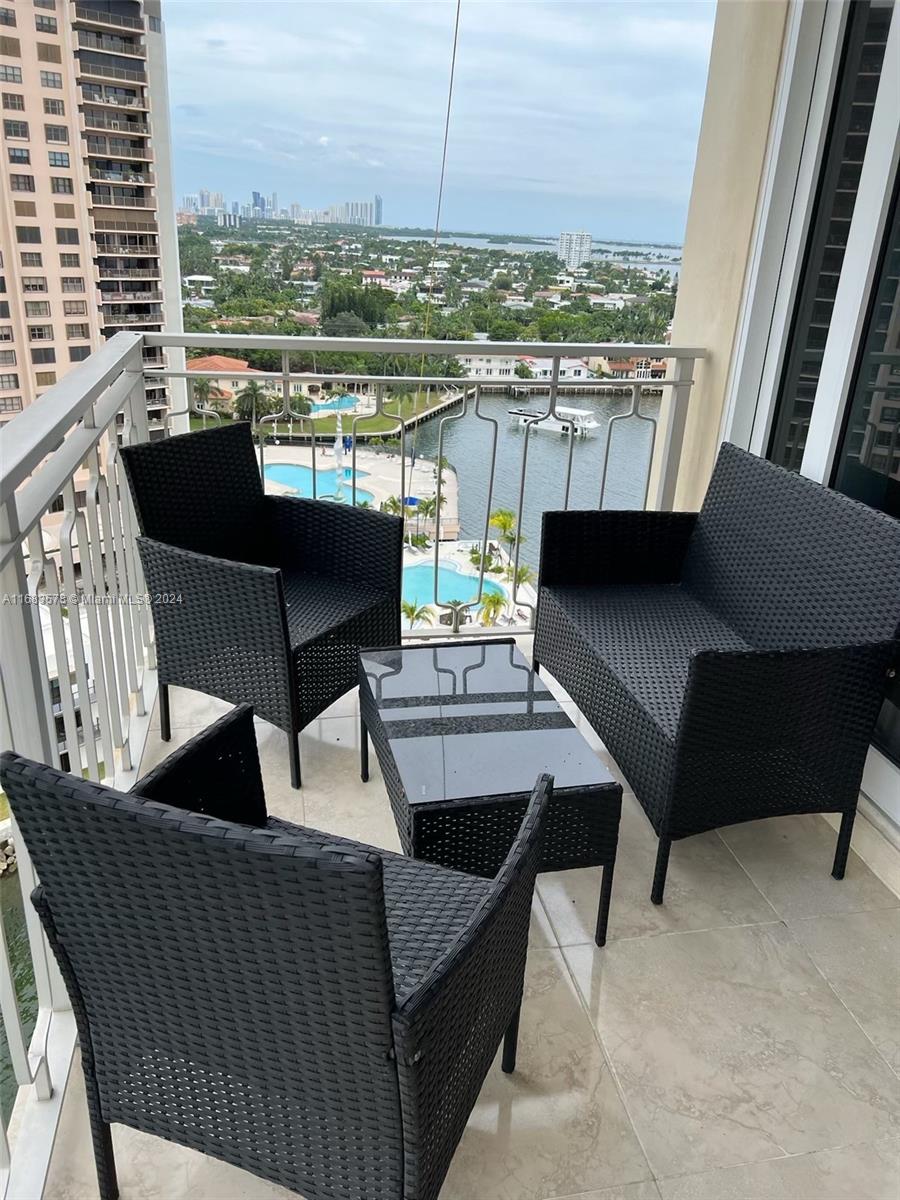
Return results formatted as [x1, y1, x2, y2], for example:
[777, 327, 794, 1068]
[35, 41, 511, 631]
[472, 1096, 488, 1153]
[0, 706, 552, 1200]
[120, 422, 403, 787]
[534, 442, 900, 904]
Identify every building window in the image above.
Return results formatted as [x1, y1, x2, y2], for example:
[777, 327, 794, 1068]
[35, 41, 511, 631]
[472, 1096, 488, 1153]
[0, 10, 16, 27]
[16, 226, 40, 243]
[69, 345, 90, 362]
[148, 15, 161, 32]
[0, 303, 8, 318]
[35, 0, 57, 9]
[0, 66, 22, 84]
[61, 277, 84, 292]
[50, 176, 73, 194]
[0, 349, 15, 365]
[66, 322, 89, 338]
[31, 346, 55, 364]
[10, 174, 34, 192]
[44, 123, 68, 143]
[7, 146, 29, 163]
[34, 15, 57, 33]
[56, 227, 78, 244]
[20, 252, 42, 267]
[53, 202, 74, 218]
[0, 36, 20, 56]
[14, 201, 36, 217]
[24, 301, 50, 316]
[35, 370, 56, 386]
[39, 70, 61, 87]
[48, 150, 69, 167]
[63, 299, 86, 315]
[2, 93, 24, 111]
[0, 395, 23, 412]
[23, 277, 47, 292]
[43, 97, 63, 115]
[3, 118, 27, 137]
[36, 43, 61, 64]
[0, 373, 20, 390]
[0, 326, 11, 341]
[59, 252, 79, 267]
[28, 325, 53, 341]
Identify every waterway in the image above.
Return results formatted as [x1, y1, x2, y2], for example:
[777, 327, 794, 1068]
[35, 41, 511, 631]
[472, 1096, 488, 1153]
[395, 388, 659, 570]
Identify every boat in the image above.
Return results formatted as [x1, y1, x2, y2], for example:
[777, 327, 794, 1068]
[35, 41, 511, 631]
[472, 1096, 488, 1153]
[507, 405, 601, 437]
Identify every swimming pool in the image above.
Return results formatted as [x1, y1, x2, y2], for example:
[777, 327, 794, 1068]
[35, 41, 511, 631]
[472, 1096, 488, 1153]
[402, 561, 506, 609]
[264, 462, 374, 505]
[310, 393, 358, 413]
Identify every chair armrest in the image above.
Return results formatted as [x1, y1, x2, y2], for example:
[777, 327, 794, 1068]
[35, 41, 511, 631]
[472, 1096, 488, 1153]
[538, 509, 698, 587]
[137, 537, 296, 733]
[674, 640, 898, 818]
[131, 705, 267, 826]
[265, 495, 403, 595]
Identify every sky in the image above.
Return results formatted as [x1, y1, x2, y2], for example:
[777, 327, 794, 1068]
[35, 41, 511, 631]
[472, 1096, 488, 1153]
[163, 0, 717, 243]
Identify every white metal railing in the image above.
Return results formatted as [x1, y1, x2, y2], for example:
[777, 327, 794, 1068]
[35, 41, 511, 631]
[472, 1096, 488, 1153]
[0, 331, 702, 1194]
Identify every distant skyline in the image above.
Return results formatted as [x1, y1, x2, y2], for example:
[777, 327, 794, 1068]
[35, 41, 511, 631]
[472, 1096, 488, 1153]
[164, 0, 716, 243]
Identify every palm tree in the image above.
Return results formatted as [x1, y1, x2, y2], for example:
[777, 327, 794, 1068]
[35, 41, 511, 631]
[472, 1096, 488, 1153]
[489, 508, 520, 565]
[235, 379, 268, 424]
[505, 562, 535, 587]
[191, 377, 212, 412]
[401, 600, 434, 629]
[380, 495, 403, 516]
[479, 591, 506, 627]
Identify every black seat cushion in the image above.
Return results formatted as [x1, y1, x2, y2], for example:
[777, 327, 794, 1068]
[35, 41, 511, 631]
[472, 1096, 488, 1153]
[543, 583, 750, 739]
[281, 570, 393, 648]
[267, 817, 491, 1002]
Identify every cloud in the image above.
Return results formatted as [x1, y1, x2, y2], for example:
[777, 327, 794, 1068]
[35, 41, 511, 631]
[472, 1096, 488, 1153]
[164, 0, 715, 240]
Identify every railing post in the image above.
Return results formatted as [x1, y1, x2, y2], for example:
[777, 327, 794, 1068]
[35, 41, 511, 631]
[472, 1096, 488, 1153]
[650, 355, 695, 511]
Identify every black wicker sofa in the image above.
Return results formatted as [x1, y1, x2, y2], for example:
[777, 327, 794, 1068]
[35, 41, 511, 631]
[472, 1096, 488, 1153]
[534, 442, 900, 904]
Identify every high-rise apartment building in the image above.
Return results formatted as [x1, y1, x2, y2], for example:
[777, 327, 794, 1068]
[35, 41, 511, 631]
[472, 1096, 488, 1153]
[557, 230, 593, 270]
[374, 193, 382, 226]
[0, 0, 183, 423]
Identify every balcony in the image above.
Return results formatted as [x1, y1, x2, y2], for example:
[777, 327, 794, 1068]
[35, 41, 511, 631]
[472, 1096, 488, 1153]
[81, 112, 150, 135]
[85, 139, 151, 161]
[73, 4, 144, 32]
[1, 333, 898, 1200]
[99, 289, 163, 303]
[89, 166, 150, 185]
[77, 30, 146, 59]
[77, 60, 147, 85]
[97, 266, 160, 279]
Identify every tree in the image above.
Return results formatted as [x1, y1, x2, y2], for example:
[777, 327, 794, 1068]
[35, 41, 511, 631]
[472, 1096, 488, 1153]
[401, 600, 434, 629]
[489, 508, 520, 560]
[235, 379, 269, 423]
[514, 361, 533, 379]
[493, 273, 512, 291]
[479, 591, 506, 627]
[191, 377, 212, 411]
[321, 311, 371, 338]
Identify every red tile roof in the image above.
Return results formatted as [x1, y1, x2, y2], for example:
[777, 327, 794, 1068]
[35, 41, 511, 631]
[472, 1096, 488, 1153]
[187, 355, 260, 373]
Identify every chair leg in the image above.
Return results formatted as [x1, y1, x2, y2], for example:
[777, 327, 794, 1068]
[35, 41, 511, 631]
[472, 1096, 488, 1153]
[532, 658, 540, 675]
[595, 860, 615, 947]
[84, 1081, 118, 1200]
[360, 712, 369, 783]
[158, 682, 171, 742]
[501, 1004, 521, 1074]
[651, 836, 671, 905]
[289, 730, 301, 790]
[832, 809, 856, 880]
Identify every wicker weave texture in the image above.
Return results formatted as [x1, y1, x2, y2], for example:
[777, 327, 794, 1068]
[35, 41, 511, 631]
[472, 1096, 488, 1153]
[1, 708, 551, 1200]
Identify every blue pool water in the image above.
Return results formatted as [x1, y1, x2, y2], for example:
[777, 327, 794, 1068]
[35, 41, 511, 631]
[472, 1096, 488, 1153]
[402, 562, 506, 608]
[264, 462, 374, 505]
[310, 393, 358, 413]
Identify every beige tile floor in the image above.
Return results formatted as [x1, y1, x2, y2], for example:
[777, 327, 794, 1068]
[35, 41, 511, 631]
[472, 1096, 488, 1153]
[45, 664, 900, 1200]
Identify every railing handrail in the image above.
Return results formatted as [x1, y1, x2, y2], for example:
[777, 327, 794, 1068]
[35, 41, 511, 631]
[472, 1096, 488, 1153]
[144, 332, 705, 359]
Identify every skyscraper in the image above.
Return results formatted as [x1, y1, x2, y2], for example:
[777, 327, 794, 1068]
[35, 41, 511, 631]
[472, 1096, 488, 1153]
[0, 0, 183, 421]
[375, 194, 383, 225]
[557, 231, 593, 270]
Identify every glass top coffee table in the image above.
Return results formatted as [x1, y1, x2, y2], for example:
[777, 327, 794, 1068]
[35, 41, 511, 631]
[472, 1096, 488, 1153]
[358, 638, 622, 946]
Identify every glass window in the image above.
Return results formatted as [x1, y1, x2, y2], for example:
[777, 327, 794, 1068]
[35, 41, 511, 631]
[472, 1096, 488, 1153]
[0, 10, 16, 27]
[35, 0, 56, 9]
[2, 95, 25, 112]
[69, 345, 90, 362]
[0, 349, 15, 365]
[59, 252, 79, 267]
[0, 373, 20, 390]
[0, 303, 9, 318]
[10, 174, 35, 192]
[0, 36, 20, 56]
[0, 66, 22, 84]
[50, 176, 73, 194]
[15, 226, 40, 243]
[24, 301, 50, 316]
[35, 370, 56, 386]
[43, 98, 64, 115]
[61, 277, 84, 292]
[0, 326, 11, 341]
[22, 277, 47, 292]
[47, 150, 68, 167]
[0, 395, 23, 412]
[3, 118, 27, 137]
[63, 299, 86, 315]
[34, 15, 57, 33]
[66, 322, 89, 338]
[20, 252, 42, 267]
[36, 43, 61, 64]
[44, 123, 67, 142]
[7, 146, 29, 163]
[14, 200, 36, 216]
[39, 70, 62, 87]
[56, 227, 78, 244]
[31, 346, 55, 364]
[148, 15, 161, 32]
[28, 325, 53, 341]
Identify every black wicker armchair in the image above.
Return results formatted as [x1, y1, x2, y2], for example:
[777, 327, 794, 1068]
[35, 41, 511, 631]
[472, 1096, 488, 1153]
[120, 422, 403, 787]
[534, 442, 900, 904]
[0, 706, 551, 1200]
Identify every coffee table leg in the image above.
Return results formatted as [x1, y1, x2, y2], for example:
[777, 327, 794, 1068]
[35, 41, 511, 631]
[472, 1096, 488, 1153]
[595, 859, 615, 947]
[360, 711, 369, 783]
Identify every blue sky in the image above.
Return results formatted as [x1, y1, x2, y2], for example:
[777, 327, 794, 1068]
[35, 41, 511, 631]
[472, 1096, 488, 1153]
[163, 0, 716, 242]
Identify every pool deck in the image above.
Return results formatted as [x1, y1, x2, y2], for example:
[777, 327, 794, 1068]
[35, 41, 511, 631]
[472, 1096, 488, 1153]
[261, 443, 460, 539]
[401, 540, 537, 631]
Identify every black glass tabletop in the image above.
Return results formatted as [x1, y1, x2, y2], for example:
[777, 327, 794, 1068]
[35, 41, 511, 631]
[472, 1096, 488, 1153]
[360, 640, 615, 805]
